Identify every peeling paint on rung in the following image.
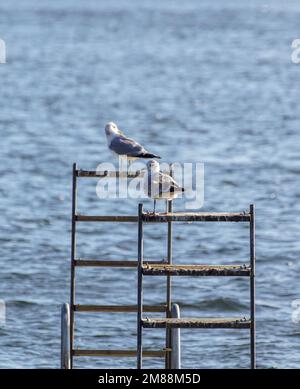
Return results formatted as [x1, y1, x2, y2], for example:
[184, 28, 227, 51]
[76, 213, 250, 223]
[142, 212, 251, 223]
[142, 264, 251, 276]
[142, 317, 251, 329]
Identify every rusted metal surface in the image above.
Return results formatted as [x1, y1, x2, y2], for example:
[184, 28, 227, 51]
[73, 349, 170, 358]
[142, 211, 250, 223]
[142, 317, 251, 329]
[74, 259, 167, 267]
[74, 304, 166, 313]
[142, 264, 251, 276]
[77, 169, 141, 178]
[76, 215, 138, 222]
[250, 204, 256, 369]
[76, 212, 250, 223]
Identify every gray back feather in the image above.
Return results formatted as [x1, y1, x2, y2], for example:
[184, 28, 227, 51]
[109, 136, 145, 157]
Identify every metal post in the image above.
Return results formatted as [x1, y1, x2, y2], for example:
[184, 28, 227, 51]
[250, 204, 256, 369]
[61, 303, 71, 369]
[170, 304, 181, 369]
[165, 163, 174, 369]
[137, 203, 144, 369]
[70, 163, 77, 368]
[166, 198, 173, 369]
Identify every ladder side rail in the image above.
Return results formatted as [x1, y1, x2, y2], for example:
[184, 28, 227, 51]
[137, 203, 144, 369]
[250, 204, 256, 369]
[166, 195, 173, 368]
[70, 163, 77, 368]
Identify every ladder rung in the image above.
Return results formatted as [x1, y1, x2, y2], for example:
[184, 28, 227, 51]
[142, 212, 250, 223]
[72, 349, 170, 358]
[76, 215, 138, 222]
[76, 213, 250, 223]
[142, 317, 251, 329]
[142, 264, 251, 276]
[77, 170, 141, 178]
[75, 260, 137, 267]
[74, 260, 167, 267]
[74, 304, 167, 313]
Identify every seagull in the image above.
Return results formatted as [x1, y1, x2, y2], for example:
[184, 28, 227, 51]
[105, 122, 160, 167]
[144, 160, 185, 213]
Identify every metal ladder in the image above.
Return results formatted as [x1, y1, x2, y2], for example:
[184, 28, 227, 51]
[137, 203, 256, 369]
[61, 163, 178, 369]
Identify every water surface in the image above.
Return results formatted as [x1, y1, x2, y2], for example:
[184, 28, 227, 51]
[0, 0, 300, 368]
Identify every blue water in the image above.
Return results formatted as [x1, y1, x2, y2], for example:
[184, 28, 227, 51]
[0, 0, 300, 368]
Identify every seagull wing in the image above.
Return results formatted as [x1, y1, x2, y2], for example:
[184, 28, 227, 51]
[158, 172, 184, 193]
[109, 135, 161, 159]
[145, 171, 184, 198]
[109, 135, 146, 157]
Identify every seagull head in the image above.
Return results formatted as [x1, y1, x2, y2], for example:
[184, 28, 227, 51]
[105, 122, 122, 138]
[146, 159, 160, 173]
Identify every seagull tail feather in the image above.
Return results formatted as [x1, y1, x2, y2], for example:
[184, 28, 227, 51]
[140, 152, 161, 159]
[170, 186, 185, 193]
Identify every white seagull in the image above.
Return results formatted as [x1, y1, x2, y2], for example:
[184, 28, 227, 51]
[143, 160, 185, 213]
[105, 122, 160, 165]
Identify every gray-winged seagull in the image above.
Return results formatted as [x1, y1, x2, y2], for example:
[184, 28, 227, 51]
[143, 160, 185, 213]
[105, 122, 161, 165]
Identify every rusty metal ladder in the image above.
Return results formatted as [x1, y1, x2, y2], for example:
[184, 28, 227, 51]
[137, 203, 256, 369]
[61, 163, 176, 369]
